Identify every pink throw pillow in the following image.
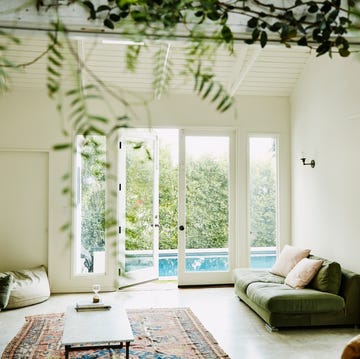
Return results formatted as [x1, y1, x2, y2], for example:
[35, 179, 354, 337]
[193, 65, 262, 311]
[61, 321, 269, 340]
[270, 245, 311, 277]
[285, 258, 323, 289]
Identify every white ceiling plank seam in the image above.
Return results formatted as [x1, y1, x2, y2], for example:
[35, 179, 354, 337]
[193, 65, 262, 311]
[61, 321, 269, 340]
[226, 45, 247, 94]
[155, 43, 172, 100]
[229, 47, 261, 97]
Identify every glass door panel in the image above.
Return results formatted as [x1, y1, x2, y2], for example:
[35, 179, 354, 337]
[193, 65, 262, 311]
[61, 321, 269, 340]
[75, 135, 107, 275]
[118, 131, 159, 287]
[178, 130, 234, 286]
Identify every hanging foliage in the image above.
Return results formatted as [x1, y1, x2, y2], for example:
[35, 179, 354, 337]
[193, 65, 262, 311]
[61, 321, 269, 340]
[75, 0, 357, 57]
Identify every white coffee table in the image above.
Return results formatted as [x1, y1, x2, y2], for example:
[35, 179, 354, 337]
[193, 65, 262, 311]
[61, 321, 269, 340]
[61, 304, 134, 359]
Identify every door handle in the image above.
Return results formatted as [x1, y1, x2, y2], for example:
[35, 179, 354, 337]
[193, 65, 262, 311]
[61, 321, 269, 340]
[179, 225, 185, 231]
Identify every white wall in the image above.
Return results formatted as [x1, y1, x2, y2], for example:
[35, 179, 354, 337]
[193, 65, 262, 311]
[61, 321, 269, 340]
[291, 54, 360, 273]
[0, 88, 291, 291]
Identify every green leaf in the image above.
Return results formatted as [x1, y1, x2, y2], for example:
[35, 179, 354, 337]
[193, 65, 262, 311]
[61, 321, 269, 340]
[60, 223, 70, 232]
[89, 115, 109, 124]
[104, 19, 114, 29]
[207, 11, 220, 21]
[211, 85, 223, 103]
[320, 1, 332, 13]
[339, 48, 350, 57]
[89, 10, 96, 20]
[53, 143, 71, 150]
[327, 9, 339, 23]
[252, 28, 260, 41]
[51, 46, 64, 60]
[216, 94, 231, 111]
[270, 22, 282, 32]
[220, 99, 233, 113]
[316, 42, 331, 56]
[247, 17, 258, 28]
[202, 81, 214, 99]
[131, 10, 147, 22]
[48, 56, 62, 67]
[97, 5, 111, 12]
[83, 1, 95, 11]
[244, 39, 254, 45]
[110, 13, 121, 22]
[47, 66, 61, 77]
[221, 25, 233, 43]
[196, 76, 205, 93]
[66, 88, 78, 96]
[297, 36, 308, 46]
[133, 142, 143, 149]
[308, 3, 318, 13]
[260, 31, 268, 48]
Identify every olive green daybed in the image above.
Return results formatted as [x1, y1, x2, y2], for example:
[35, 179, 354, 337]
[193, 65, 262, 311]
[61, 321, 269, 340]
[234, 250, 360, 330]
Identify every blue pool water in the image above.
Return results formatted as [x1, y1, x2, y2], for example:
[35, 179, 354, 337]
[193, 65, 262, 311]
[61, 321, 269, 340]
[159, 254, 276, 277]
[126, 251, 276, 277]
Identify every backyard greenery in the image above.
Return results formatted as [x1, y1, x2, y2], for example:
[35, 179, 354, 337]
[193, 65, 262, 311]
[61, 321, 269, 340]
[249, 159, 276, 248]
[80, 134, 276, 258]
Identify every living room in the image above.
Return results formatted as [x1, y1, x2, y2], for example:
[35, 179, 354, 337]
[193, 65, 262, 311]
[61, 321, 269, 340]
[1, 1, 360, 358]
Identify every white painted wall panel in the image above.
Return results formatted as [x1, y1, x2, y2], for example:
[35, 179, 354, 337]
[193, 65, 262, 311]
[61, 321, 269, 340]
[0, 151, 48, 271]
[291, 54, 360, 273]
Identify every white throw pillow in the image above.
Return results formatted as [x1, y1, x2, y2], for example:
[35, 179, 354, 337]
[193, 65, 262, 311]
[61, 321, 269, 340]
[270, 245, 311, 277]
[285, 258, 323, 289]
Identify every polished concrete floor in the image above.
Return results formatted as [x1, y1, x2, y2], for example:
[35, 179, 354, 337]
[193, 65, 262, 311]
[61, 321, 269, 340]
[0, 282, 358, 359]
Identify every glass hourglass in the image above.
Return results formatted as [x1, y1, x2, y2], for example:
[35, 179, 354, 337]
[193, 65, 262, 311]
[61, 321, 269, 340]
[92, 284, 101, 303]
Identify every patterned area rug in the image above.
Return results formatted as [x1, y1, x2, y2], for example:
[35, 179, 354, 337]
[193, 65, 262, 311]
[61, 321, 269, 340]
[2, 307, 230, 358]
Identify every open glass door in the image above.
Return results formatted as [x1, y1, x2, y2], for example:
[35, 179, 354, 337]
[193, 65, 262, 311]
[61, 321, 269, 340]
[118, 130, 159, 287]
[178, 130, 235, 286]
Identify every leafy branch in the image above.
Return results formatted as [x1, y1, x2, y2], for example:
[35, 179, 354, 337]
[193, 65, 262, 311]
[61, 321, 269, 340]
[76, 0, 358, 56]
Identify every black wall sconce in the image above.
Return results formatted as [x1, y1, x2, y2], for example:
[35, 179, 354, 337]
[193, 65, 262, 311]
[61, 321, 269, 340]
[301, 158, 315, 168]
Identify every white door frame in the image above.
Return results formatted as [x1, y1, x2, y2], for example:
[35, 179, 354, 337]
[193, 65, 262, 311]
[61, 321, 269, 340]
[117, 129, 159, 287]
[177, 128, 236, 286]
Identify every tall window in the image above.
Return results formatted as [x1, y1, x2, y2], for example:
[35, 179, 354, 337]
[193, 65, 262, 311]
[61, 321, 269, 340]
[75, 135, 106, 274]
[249, 136, 278, 269]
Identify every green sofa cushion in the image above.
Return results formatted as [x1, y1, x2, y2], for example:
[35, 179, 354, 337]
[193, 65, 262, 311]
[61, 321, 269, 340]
[0, 274, 12, 310]
[308, 255, 342, 295]
[246, 282, 345, 314]
[233, 269, 284, 292]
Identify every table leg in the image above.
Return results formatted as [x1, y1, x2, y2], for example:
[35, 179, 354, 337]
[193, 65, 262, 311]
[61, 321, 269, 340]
[126, 341, 130, 359]
[65, 345, 69, 359]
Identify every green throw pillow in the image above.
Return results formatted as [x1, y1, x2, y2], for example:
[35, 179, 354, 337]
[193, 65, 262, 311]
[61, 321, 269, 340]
[0, 274, 13, 310]
[308, 256, 342, 295]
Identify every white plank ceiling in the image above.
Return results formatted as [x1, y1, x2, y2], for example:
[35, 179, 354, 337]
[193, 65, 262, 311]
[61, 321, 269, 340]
[3, 33, 312, 98]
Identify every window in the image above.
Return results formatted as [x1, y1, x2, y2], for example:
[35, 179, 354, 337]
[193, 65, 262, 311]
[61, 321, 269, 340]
[248, 136, 278, 269]
[75, 135, 106, 274]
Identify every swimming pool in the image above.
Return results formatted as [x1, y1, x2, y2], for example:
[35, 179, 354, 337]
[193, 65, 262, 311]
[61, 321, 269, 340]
[126, 249, 276, 277]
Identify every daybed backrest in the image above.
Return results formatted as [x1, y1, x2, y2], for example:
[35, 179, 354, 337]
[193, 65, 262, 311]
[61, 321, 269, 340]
[309, 254, 360, 323]
[339, 268, 360, 323]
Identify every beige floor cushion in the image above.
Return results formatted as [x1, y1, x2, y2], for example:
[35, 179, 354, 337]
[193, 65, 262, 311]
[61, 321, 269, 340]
[3, 265, 50, 309]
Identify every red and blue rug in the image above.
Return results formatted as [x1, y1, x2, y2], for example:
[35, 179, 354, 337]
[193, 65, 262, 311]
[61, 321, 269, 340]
[2, 307, 230, 358]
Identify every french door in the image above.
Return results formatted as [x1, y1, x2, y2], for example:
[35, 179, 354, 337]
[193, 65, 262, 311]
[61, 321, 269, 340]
[117, 129, 159, 287]
[177, 129, 235, 286]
